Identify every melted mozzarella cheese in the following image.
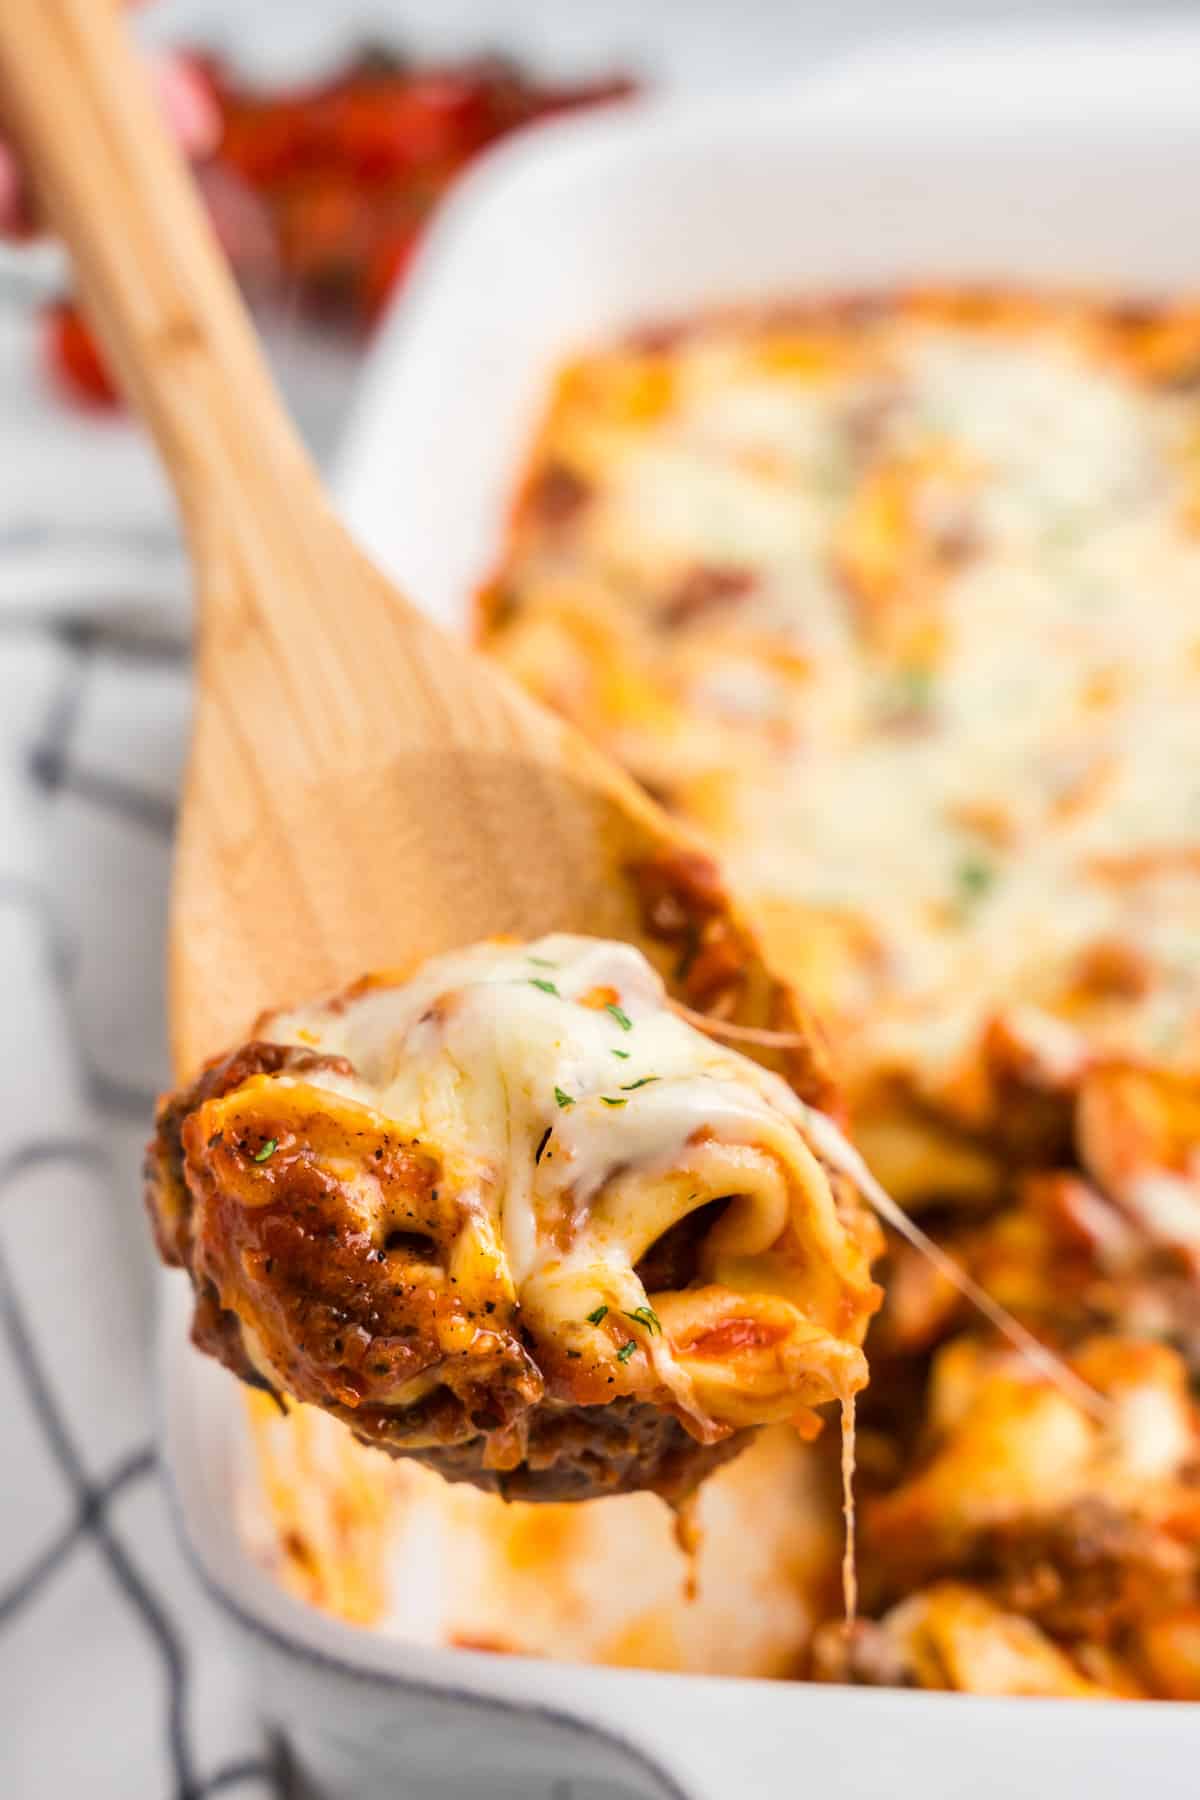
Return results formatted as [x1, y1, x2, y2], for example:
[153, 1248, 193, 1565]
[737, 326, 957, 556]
[488, 304, 1200, 1110]
[264, 934, 875, 1436]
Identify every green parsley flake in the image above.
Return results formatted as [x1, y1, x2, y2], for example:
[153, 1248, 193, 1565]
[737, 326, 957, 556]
[528, 956, 558, 968]
[611, 1049, 631, 1060]
[616, 1340, 637, 1363]
[894, 665, 935, 711]
[553, 1086, 575, 1109]
[586, 1305, 609, 1325]
[955, 855, 995, 903]
[605, 1002, 633, 1031]
[253, 1138, 277, 1163]
[600, 1096, 628, 1107]
[620, 1076, 659, 1091]
[624, 1305, 661, 1335]
[529, 977, 560, 997]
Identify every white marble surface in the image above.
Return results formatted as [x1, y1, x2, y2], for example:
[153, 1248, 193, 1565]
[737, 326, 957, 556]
[143, 0, 1181, 89]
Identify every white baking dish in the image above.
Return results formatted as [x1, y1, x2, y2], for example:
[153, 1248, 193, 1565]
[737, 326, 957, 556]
[164, 24, 1200, 1799]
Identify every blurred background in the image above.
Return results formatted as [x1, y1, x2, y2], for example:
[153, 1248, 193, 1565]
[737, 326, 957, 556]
[4, 1, 1195, 520]
[140, 0, 1177, 90]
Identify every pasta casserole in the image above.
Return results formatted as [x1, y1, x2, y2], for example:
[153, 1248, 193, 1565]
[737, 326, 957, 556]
[242, 289, 1200, 1695]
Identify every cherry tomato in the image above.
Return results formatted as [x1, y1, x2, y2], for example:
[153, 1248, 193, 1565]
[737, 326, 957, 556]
[219, 97, 322, 186]
[43, 51, 638, 405]
[361, 225, 422, 328]
[44, 301, 119, 408]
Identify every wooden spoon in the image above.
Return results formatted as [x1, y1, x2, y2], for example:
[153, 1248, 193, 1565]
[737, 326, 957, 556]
[0, 0, 831, 1103]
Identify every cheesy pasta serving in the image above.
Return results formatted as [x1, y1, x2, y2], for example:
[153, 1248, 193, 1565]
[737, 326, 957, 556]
[148, 934, 878, 1501]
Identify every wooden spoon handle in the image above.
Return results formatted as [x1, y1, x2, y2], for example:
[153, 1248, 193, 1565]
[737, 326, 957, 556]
[0, 0, 320, 558]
